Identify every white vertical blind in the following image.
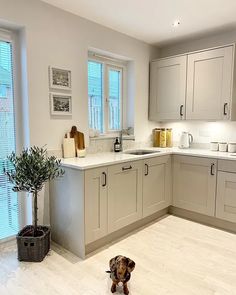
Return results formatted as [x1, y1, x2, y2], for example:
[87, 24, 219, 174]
[88, 60, 104, 133]
[0, 36, 19, 240]
[108, 68, 122, 131]
[88, 58, 123, 133]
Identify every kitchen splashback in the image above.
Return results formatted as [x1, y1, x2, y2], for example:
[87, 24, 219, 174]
[48, 121, 236, 157]
[47, 136, 152, 158]
[87, 137, 152, 153]
[160, 121, 236, 146]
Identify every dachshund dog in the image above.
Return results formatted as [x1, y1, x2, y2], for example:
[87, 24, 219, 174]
[107, 255, 135, 295]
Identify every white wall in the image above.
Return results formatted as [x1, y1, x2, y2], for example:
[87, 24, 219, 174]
[0, 0, 159, 151]
[159, 29, 236, 145]
[0, 0, 160, 225]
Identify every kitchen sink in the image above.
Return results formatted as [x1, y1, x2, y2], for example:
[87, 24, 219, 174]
[124, 149, 160, 155]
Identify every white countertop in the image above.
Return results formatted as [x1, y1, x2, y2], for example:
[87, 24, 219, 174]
[60, 147, 236, 170]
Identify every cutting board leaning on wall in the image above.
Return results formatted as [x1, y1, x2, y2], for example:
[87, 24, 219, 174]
[65, 126, 85, 157]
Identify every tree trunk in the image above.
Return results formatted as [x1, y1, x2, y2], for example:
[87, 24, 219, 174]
[33, 191, 38, 236]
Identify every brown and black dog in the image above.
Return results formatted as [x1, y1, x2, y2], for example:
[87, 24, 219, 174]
[107, 255, 135, 295]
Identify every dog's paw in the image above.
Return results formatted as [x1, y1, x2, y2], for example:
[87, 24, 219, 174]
[111, 284, 116, 293]
[123, 286, 129, 295]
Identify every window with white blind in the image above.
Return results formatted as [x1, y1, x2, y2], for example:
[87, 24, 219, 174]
[0, 32, 19, 241]
[88, 56, 124, 134]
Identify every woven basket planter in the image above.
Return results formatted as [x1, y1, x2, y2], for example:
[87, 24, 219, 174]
[16, 225, 50, 262]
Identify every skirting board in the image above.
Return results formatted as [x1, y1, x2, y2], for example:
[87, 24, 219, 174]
[85, 208, 169, 256]
[169, 206, 236, 234]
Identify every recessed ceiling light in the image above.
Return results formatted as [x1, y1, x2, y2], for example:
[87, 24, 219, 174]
[172, 20, 181, 27]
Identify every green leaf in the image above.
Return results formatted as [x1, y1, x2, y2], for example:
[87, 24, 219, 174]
[5, 146, 65, 194]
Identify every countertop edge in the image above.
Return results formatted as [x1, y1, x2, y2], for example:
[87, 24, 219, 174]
[60, 148, 236, 170]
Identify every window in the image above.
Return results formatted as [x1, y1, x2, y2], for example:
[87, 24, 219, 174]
[88, 56, 124, 133]
[0, 33, 19, 241]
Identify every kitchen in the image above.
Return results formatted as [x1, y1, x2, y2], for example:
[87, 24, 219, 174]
[1, 0, 236, 294]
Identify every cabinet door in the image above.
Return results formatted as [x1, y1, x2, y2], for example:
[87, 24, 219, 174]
[216, 172, 236, 223]
[186, 46, 233, 120]
[143, 155, 171, 217]
[149, 56, 187, 121]
[85, 167, 108, 244]
[173, 156, 217, 216]
[108, 161, 142, 233]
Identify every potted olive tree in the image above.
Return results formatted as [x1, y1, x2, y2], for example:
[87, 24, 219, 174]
[5, 146, 64, 262]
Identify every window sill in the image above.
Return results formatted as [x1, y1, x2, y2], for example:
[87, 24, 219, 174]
[89, 134, 135, 141]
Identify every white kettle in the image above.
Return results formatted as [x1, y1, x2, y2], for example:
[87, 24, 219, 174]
[179, 132, 193, 149]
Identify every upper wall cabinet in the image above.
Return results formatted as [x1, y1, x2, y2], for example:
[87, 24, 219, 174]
[149, 55, 187, 121]
[186, 46, 233, 120]
[149, 44, 236, 121]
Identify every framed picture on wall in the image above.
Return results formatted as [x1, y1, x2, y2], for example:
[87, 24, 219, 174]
[49, 66, 71, 90]
[50, 93, 72, 116]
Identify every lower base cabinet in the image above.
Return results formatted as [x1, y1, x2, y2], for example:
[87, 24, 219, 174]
[85, 157, 171, 244]
[85, 155, 236, 245]
[216, 171, 236, 223]
[51, 154, 236, 258]
[108, 160, 143, 233]
[173, 155, 217, 216]
[143, 155, 172, 217]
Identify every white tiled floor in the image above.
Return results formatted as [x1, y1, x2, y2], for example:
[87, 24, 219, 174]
[1, 215, 236, 295]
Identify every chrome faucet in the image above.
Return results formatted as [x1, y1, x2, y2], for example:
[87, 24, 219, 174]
[115, 128, 134, 152]
[120, 129, 135, 151]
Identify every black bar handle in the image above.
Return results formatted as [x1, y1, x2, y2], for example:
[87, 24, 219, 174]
[122, 165, 132, 171]
[180, 105, 184, 117]
[210, 163, 215, 176]
[144, 164, 149, 176]
[223, 103, 228, 116]
[102, 172, 107, 187]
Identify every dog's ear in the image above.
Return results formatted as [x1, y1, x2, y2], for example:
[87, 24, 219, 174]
[109, 256, 118, 272]
[127, 258, 135, 273]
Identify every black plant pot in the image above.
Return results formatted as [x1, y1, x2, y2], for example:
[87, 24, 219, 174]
[16, 225, 50, 262]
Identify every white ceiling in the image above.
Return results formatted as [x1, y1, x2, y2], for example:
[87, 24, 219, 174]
[41, 0, 236, 45]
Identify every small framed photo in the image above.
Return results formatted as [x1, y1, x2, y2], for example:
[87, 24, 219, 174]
[49, 66, 71, 90]
[50, 93, 72, 116]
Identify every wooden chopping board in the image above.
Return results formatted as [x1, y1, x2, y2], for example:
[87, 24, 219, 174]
[67, 126, 85, 153]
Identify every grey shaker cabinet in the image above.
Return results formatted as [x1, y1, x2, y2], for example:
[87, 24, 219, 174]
[143, 155, 172, 217]
[173, 155, 217, 216]
[149, 55, 187, 121]
[85, 167, 108, 244]
[107, 160, 143, 233]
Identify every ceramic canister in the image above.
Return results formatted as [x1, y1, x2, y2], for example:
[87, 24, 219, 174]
[219, 142, 228, 152]
[228, 143, 236, 153]
[210, 142, 219, 151]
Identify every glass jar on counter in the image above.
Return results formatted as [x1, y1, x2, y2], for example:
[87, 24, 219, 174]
[160, 128, 166, 148]
[153, 128, 161, 147]
[166, 128, 173, 147]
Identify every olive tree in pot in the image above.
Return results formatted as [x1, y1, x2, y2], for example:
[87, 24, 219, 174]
[5, 146, 64, 262]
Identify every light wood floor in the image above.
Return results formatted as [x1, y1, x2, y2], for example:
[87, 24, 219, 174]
[1, 215, 236, 295]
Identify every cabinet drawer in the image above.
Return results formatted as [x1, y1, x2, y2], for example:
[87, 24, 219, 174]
[216, 171, 236, 223]
[218, 160, 236, 173]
